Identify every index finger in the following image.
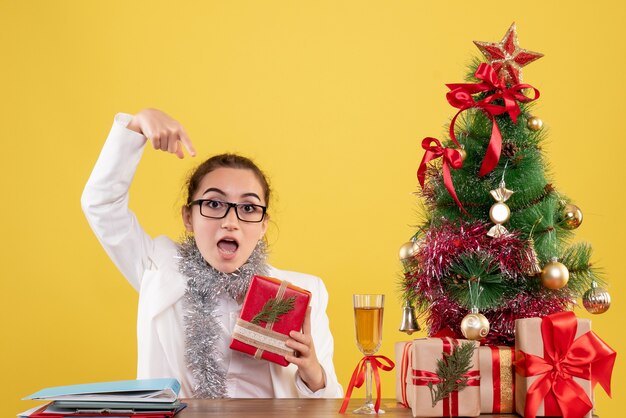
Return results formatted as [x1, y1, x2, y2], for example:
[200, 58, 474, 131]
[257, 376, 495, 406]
[179, 129, 196, 157]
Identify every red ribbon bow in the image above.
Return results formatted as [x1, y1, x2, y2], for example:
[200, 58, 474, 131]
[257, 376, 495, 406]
[446, 63, 540, 176]
[515, 311, 616, 418]
[339, 355, 395, 414]
[417, 137, 466, 214]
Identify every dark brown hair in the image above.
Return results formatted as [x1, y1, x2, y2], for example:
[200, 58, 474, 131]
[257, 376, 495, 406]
[184, 154, 271, 208]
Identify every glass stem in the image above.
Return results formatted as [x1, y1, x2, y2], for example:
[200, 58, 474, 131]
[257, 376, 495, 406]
[365, 359, 373, 405]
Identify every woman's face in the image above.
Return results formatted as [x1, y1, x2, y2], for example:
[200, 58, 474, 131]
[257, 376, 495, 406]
[182, 167, 268, 273]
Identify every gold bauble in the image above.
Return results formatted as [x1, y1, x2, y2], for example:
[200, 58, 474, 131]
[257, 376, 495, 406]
[560, 204, 583, 230]
[583, 283, 611, 314]
[541, 258, 570, 289]
[489, 202, 511, 224]
[527, 116, 543, 131]
[460, 312, 490, 340]
[399, 241, 419, 261]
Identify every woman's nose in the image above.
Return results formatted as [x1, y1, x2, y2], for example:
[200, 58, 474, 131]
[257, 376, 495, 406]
[221, 206, 240, 229]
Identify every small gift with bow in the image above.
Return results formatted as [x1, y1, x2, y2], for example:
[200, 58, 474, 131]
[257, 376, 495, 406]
[406, 337, 480, 417]
[478, 345, 515, 414]
[514, 311, 616, 418]
[230, 275, 311, 366]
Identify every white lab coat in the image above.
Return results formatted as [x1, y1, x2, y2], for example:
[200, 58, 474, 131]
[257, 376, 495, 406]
[81, 114, 343, 399]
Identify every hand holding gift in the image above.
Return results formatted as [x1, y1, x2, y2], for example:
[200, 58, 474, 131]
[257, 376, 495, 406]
[285, 307, 325, 392]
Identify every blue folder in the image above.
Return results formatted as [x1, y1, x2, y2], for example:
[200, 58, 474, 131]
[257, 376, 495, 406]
[23, 378, 181, 403]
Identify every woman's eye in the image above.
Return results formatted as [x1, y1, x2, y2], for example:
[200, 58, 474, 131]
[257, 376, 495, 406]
[240, 204, 256, 213]
[205, 200, 222, 209]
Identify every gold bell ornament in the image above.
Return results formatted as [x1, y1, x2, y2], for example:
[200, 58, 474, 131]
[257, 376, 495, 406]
[398, 301, 421, 335]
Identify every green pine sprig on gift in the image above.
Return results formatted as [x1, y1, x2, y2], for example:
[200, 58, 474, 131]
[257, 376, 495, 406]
[251, 296, 297, 325]
[428, 341, 476, 408]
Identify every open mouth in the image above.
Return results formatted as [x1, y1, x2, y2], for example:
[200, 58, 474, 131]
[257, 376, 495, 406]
[217, 238, 239, 255]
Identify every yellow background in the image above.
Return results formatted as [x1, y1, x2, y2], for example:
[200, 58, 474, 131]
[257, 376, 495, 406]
[2, 1, 624, 416]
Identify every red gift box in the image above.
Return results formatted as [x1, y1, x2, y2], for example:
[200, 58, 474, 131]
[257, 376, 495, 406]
[230, 275, 311, 367]
[479, 345, 515, 414]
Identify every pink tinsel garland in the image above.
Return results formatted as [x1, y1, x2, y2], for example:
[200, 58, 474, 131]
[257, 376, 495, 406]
[405, 220, 572, 345]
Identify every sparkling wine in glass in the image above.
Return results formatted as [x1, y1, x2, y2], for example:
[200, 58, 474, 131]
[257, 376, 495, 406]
[353, 294, 385, 414]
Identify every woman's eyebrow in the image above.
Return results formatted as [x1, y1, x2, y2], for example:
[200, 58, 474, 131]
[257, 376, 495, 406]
[202, 188, 261, 202]
[241, 192, 262, 202]
[202, 187, 226, 196]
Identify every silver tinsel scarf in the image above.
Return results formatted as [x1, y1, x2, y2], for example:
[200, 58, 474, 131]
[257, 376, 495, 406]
[177, 236, 268, 398]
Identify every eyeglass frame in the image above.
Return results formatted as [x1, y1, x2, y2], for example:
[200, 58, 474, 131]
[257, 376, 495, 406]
[187, 199, 267, 223]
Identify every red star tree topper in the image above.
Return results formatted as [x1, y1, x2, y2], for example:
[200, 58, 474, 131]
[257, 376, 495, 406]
[473, 22, 543, 84]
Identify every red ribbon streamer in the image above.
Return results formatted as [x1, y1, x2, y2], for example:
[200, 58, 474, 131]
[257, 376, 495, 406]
[515, 311, 616, 418]
[410, 338, 479, 416]
[339, 355, 395, 414]
[490, 346, 502, 413]
[417, 137, 466, 214]
[400, 342, 412, 407]
[446, 63, 540, 176]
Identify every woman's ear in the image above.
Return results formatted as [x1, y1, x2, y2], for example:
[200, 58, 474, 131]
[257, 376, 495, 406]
[259, 214, 269, 240]
[181, 205, 193, 232]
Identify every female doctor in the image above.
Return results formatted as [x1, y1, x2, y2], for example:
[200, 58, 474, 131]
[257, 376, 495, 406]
[81, 108, 343, 399]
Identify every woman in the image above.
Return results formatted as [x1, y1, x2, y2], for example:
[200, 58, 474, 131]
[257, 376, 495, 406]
[81, 109, 343, 399]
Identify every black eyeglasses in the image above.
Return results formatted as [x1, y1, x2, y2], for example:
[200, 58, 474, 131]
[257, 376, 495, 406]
[188, 199, 267, 223]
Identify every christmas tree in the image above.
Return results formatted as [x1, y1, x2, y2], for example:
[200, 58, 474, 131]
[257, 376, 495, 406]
[400, 23, 611, 346]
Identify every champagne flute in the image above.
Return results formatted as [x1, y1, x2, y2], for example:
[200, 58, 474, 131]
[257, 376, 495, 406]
[353, 294, 385, 414]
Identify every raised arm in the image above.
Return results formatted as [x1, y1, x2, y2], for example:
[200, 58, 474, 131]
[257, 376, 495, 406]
[81, 110, 195, 290]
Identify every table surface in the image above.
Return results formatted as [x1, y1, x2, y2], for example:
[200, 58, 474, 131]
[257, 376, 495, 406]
[177, 398, 519, 417]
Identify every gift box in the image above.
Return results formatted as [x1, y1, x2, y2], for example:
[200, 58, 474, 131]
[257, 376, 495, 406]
[515, 312, 616, 418]
[394, 341, 413, 407]
[230, 275, 311, 367]
[479, 345, 515, 414]
[406, 337, 480, 417]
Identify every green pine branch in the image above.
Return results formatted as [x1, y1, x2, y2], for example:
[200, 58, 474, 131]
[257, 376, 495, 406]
[445, 252, 508, 310]
[561, 242, 605, 296]
[251, 296, 297, 325]
[428, 341, 476, 407]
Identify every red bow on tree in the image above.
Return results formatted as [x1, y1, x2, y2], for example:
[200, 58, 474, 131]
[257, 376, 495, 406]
[446, 63, 540, 176]
[515, 311, 616, 418]
[417, 137, 466, 214]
